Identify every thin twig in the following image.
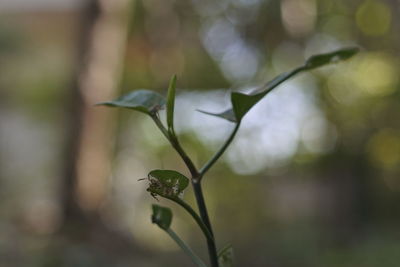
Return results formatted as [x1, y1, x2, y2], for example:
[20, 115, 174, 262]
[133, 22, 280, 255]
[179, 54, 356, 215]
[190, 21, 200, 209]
[165, 228, 208, 267]
[199, 122, 241, 178]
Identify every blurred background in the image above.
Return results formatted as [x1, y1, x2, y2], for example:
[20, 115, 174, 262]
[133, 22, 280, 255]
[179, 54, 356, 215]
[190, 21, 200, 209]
[1, 0, 400, 266]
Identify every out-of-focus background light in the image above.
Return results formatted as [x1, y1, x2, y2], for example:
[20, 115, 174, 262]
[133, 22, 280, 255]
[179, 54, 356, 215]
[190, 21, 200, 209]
[1, 0, 400, 266]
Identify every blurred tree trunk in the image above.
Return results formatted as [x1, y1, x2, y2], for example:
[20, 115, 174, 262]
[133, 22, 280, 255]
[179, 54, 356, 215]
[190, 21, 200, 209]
[54, 1, 152, 264]
[60, 0, 131, 230]
[46, 2, 160, 265]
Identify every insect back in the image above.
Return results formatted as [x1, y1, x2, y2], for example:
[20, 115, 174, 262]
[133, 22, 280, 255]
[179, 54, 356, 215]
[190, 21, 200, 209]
[144, 169, 189, 200]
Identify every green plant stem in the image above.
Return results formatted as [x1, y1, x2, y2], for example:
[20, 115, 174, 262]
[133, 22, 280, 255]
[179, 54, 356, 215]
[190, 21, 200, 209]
[192, 179, 219, 267]
[199, 122, 241, 178]
[165, 228, 208, 267]
[170, 197, 214, 242]
[151, 113, 219, 267]
[151, 114, 199, 177]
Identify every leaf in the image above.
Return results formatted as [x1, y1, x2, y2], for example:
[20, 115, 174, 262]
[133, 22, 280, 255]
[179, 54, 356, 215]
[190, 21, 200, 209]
[304, 46, 360, 70]
[197, 108, 237, 123]
[97, 89, 166, 115]
[166, 75, 177, 132]
[146, 169, 189, 199]
[151, 204, 172, 230]
[230, 92, 261, 122]
[218, 244, 234, 267]
[200, 46, 359, 123]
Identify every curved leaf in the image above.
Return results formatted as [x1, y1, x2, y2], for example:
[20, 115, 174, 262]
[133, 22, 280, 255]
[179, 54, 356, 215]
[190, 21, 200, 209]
[200, 46, 360, 123]
[166, 75, 177, 132]
[97, 89, 165, 115]
[146, 169, 189, 199]
[151, 204, 172, 230]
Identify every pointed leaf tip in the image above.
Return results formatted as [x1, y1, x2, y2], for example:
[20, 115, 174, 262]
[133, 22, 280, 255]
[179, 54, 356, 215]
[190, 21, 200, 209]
[96, 89, 166, 115]
[305, 46, 360, 70]
[197, 108, 237, 123]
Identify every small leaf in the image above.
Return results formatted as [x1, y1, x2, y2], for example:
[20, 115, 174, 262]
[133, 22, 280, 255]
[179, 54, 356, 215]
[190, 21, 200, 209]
[304, 46, 360, 70]
[146, 169, 189, 199]
[218, 244, 234, 267]
[166, 75, 177, 132]
[151, 204, 172, 230]
[97, 89, 165, 115]
[199, 46, 359, 123]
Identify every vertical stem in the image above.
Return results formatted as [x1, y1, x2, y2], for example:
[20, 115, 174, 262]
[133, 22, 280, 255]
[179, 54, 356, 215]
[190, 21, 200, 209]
[151, 113, 219, 266]
[192, 179, 219, 267]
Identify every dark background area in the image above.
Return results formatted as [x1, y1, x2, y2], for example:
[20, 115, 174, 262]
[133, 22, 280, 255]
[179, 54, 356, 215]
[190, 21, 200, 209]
[1, 0, 400, 266]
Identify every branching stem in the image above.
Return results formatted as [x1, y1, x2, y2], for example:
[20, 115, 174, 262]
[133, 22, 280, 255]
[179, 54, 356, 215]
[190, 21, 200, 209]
[170, 197, 214, 242]
[151, 113, 219, 267]
[199, 122, 241, 178]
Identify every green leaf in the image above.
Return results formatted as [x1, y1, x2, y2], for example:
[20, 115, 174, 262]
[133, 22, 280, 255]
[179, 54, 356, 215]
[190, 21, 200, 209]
[230, 92, 262, 122]
[200, 46, 359, 123]
[304, 46, 360, 70]
[146, 169, 189, 199]
[96, 89, 165, 115]
[166, 75, 177, 132]
[218, 244, 234, 267]
[151, 204, 172, 230]
[197, 108, 237, 123]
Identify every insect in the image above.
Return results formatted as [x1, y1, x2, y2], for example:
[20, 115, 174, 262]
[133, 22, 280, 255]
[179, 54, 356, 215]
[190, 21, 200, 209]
[138, 170, 184, 200]
[139, 175, 162, 200]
